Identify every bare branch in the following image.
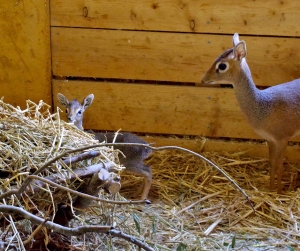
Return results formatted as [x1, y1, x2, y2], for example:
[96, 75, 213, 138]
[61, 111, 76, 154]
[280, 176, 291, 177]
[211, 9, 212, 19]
[0, 175, 150, 205]
[109, 229, 155, 251]
[0, 205, 155, 251]
[1, 142, 253, 210]
[78, 143, 254, 211]
[62, 150, 102, 165]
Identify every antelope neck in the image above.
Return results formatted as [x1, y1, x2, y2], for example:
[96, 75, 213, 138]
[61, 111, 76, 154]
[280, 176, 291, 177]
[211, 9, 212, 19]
[232, 60, 266, 126]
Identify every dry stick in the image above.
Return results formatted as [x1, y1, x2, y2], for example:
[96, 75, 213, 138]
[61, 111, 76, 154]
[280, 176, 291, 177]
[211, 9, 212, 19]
[0, 175, 147, 205]
[108, 229, 155, 251]
[151, 145, 254, 211]
[0, 205, 155, 251]
[62, 150, 103, 166]
[176, 191, 223, 215]
[96, 143, 255, 211]
[0, 143, 253, 209]
[0, 145, 135, 201]
[59, 143, 254, 211]
[25, 162, 114, 194]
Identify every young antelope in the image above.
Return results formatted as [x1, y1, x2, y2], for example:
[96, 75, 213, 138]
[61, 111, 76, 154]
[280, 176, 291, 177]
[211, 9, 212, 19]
[57, 93, 152, 199]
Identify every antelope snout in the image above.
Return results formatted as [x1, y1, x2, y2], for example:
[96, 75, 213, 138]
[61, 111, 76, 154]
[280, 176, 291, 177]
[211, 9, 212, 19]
[68, 117, 76, 123]
[201, 77, 214, 84]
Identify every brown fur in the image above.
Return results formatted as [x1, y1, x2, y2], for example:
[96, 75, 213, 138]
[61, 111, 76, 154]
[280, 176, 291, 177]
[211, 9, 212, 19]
[201, 33, 300, 193]
[57, 93, 152, 199]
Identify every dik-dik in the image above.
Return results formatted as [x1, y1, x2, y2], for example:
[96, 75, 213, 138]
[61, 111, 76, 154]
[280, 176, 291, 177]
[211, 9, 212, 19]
[57, 93, 152, 200]
[201, 33, 300, 193]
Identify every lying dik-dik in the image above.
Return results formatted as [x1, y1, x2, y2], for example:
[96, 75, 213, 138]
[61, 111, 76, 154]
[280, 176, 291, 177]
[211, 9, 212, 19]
[201, 33, 300, 193]
[57, 93, 152, 200]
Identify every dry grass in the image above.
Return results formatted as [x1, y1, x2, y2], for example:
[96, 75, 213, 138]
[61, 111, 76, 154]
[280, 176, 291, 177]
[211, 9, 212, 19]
[119, 150, 300, 250]
[0, 99, 299, 251]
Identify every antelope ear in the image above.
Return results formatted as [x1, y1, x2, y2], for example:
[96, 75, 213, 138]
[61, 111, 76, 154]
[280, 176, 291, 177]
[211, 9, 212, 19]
[57, 93, 69, 107]
[82, 94, 94, 110]
[234, 41, 247, 61]
[232, 33, 240, 46]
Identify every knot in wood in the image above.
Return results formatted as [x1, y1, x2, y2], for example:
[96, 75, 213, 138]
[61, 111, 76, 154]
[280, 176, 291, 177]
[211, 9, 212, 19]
[83, 6, 88, 17]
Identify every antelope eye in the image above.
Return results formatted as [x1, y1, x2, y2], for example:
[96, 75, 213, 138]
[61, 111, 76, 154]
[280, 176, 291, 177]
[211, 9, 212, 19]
[218, 63, 227, 71]
[77, 110, 82, 115]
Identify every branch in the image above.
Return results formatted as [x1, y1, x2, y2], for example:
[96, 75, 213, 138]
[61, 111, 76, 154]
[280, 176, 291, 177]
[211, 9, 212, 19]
[109, 229, 155, 251]
[149, 145, 254, 211]
[77, 143, 254, 211]
[0, 175, 149, 205]
[0, 205, 155, 251]
[1, 162, 150, 204]
[62, 150, 102, 166]
[0, 142, 253, 210]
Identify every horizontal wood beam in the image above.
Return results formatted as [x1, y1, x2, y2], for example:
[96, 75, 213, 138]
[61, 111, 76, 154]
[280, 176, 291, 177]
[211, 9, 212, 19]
[53, 79, 300, 142]
[51, 28, 300, 85]
[141, 136, 300, 163]
[51, 0, 300, 37]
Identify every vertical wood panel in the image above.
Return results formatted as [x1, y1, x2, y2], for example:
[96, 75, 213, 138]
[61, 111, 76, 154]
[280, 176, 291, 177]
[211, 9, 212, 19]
[0, 1, 51, 108]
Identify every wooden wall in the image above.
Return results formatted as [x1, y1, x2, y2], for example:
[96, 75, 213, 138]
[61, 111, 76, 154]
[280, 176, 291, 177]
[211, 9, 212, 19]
[50, 0, 300, 159]
[0, 1, 51, 107]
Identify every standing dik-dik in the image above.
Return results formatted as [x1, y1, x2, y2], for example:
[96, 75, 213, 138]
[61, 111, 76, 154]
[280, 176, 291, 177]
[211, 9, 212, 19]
[57, 93, 152, 200]
[201, 33, 300, 193]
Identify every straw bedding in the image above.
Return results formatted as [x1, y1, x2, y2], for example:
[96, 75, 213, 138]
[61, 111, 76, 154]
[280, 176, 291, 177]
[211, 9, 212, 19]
[0, 99, 299, 250]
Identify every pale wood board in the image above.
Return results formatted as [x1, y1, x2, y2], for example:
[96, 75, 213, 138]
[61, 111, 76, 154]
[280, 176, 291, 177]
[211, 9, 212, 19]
[53, 79, 300, 142]
[141, 135, 300, 163]
[0, 1, 51, 108]
[51, 28, 300, 85]
[51, 0, 300, 37]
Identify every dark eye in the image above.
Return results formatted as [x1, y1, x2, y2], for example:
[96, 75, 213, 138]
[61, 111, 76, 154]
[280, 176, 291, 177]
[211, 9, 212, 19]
[218, 63, 227, 71]
[216, 61, 229, 73]
[77, 110, 82, 115]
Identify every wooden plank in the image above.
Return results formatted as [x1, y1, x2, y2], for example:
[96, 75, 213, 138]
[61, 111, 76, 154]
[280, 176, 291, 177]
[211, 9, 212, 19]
[0, 1, 51, 108]
[51, 0, 300, 37]
[141, 136, 300, 163]
[51, 28, 300, 85]
[52, 80, 300, 142]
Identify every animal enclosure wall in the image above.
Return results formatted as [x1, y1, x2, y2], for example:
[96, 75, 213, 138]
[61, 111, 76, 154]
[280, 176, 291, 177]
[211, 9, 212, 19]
[0, 1, 51, 107]
[33, 1, 300, 159]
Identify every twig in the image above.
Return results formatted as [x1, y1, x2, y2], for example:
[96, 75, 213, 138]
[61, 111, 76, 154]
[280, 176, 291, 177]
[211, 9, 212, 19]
[149, 145, 255, 212]
[80, 143, 255, 211]
[109, 229, 155, 251]
[0, 175, 150, 205]
[0, 205, 155, 251]
[62, 150, 102, 165]
[0, 142, 253, 210]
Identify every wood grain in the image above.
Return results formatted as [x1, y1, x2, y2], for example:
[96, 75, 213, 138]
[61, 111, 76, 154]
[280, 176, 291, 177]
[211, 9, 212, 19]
[51, 28, 300, 85]
[141, 136, 300, 163]
[53, 79, 300, 142]
[0, 1, 51, 108]
[51, 0, 300, 37]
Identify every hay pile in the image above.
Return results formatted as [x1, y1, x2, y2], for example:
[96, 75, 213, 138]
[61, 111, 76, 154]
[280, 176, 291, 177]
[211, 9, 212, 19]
[0, 99, 122, 249]
[121, 150, 300, 250]
[0, 99, 299, 251]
